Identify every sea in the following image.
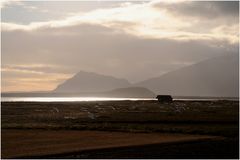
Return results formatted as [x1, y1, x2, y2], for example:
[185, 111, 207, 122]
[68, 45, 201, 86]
[1, 96, 239, 102]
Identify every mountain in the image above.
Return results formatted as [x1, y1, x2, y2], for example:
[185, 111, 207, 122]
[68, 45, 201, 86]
[135, 54, 239, 97]
[54, 71, 131, 93]
[53, 54, 238, 97]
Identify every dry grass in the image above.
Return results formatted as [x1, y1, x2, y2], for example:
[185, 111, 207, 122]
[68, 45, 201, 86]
[1, 100, 239, 158]
[1, 129, 220, 158]
[2, 100, 239, 136]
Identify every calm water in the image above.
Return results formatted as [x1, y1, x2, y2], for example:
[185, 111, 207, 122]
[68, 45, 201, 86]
[1, 97, 238, 102]
[1, 97, 156, 102]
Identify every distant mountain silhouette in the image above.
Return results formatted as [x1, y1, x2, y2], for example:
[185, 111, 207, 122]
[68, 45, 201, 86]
[54, 71, 131, 93]
[53, 54, 238, 97]
[135, 54, 239, 97]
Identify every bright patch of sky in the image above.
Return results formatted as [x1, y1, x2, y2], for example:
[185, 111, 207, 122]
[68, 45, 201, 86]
[2, 1, 145, 24]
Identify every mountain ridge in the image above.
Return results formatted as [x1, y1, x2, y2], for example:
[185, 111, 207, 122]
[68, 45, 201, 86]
[53, 54, 238, 97]
[54, 71, 131, 93]
[135, 54, 239, 97]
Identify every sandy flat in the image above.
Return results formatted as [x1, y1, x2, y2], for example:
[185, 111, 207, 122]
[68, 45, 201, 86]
[1, 129, 221, 158]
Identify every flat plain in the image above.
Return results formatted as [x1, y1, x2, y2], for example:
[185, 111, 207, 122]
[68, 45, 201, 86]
[1, 100, 239, 158]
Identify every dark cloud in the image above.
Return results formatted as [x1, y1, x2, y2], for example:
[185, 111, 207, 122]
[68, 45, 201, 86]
[2, 23, 237, 82]
[153, 1, 239, 20]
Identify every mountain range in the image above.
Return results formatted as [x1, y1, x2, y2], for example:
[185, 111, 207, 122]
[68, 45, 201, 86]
[136, 54, 239, 97]
[3, 54, 238, 98]
[53, 54, 238, 97]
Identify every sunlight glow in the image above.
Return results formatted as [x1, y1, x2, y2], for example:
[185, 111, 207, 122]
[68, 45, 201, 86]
[1, 97, 156, 102]
[2, 1, 238, 44]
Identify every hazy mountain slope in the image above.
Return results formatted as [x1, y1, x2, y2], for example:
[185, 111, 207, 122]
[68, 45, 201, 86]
[135, 54, 239, 97]
[54, 71, 131, 93]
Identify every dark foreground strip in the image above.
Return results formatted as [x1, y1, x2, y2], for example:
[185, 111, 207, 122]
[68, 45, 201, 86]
[17, 138, 239, 159]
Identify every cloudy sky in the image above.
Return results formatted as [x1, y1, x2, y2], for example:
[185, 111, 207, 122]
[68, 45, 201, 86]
[1, 0, 239, 92]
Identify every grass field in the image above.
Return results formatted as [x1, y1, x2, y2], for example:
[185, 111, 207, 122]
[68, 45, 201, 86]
[1, 100, 239, 158]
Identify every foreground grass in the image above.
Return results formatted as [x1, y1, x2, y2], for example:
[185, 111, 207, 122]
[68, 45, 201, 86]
[2, 100, 239, 137]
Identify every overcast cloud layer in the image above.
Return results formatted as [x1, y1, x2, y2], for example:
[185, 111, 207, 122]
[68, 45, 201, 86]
[1, 1, 239, 92]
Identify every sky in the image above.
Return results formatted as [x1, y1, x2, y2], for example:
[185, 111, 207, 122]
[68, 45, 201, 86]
[1, 0, 239, 92]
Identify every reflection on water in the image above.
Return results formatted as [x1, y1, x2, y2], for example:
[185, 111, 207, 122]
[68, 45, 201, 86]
[1, 97, 238, 102]
[1, 97, 156, 102]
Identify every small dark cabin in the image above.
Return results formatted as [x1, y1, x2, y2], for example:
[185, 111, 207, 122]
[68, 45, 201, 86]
[156, 95, 173, 103]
